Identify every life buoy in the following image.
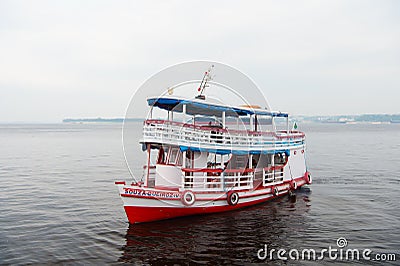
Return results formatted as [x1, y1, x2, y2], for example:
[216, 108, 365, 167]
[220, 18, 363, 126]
[291, 180, 298, 190]
[272, 186, 279, 196]
[305, 173, 312, 184]
[181, 190, 195, 206]
[227, 191, 239, 206]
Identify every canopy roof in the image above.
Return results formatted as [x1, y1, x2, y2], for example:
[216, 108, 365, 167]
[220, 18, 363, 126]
[147, 97, 288, 117]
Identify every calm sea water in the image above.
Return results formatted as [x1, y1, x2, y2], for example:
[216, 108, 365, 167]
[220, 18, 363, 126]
[1, 123, 399, 265]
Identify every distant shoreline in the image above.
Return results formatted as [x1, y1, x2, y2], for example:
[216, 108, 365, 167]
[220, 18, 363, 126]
[62, 118, 143, 123]
[63, 114, 400, 124]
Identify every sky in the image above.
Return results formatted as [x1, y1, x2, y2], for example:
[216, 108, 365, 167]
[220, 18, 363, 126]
[0, 0, 399, 123]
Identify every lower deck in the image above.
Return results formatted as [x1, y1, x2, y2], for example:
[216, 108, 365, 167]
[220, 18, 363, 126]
[140, 144, 306, 193]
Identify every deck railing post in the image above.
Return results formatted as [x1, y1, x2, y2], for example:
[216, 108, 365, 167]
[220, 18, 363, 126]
[271, 153, 275, 182]
[182, 104, 186, 123]
[272, 117, 276, 132]
[145, 144, 150, 187]
[286, 116, 289, 133]
[262, 168, 265, 186]
[221, 172, 225, 191]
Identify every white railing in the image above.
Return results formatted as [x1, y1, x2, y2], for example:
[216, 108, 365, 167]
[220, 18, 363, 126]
[143, 119, 305, 152]
[181, 167, 285, 192]
[262, 168, 284, 186]
[182, 170, 253, 192]
[224, 173, 253, 190]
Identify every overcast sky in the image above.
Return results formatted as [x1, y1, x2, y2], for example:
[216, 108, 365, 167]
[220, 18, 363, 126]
[0, 0, 399, 123]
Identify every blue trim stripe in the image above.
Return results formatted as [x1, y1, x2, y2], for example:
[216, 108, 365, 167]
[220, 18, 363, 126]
[179, 145, 290, 156]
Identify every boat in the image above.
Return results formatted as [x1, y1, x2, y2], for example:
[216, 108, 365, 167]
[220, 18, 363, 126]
[115, 67, 311, 223]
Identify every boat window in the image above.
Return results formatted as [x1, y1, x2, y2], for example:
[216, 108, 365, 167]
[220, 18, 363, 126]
[274, 152, 287, 165]
[226, 154, 248, 170]
[168, 147, 180, 165]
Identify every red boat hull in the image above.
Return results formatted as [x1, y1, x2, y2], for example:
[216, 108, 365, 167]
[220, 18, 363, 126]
[118, 173, 311, 223]
[124, 196, 273, 223]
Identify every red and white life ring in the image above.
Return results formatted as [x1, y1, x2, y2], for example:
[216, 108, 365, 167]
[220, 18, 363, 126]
[181, 190, 195, 206]
[305, 172, 312, 184]
[272, 186, 279, 196]
[291, 180, 298, 190]
[227, 191, 239, 206]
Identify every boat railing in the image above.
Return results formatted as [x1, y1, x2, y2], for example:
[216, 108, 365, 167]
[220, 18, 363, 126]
[262, 166, 284, 185]
[180, 166, 285, 192]
[181, 168, 253, 192]
[143, 119, 305, 150]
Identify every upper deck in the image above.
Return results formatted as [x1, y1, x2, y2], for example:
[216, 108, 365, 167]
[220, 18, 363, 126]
[142, 96, 305, 154]
[142, 119, 305, 154]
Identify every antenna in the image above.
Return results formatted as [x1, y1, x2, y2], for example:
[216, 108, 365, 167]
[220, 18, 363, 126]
[196, 65, 214, 100]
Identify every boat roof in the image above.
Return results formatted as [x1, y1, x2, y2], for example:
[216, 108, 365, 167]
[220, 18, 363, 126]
[147, 96, 288, 117]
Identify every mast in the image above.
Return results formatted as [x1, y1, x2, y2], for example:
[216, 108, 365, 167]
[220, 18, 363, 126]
[196, 65, 214, 100]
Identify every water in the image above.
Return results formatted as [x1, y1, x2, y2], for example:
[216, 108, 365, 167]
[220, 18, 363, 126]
[1, 123, 399, 265]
